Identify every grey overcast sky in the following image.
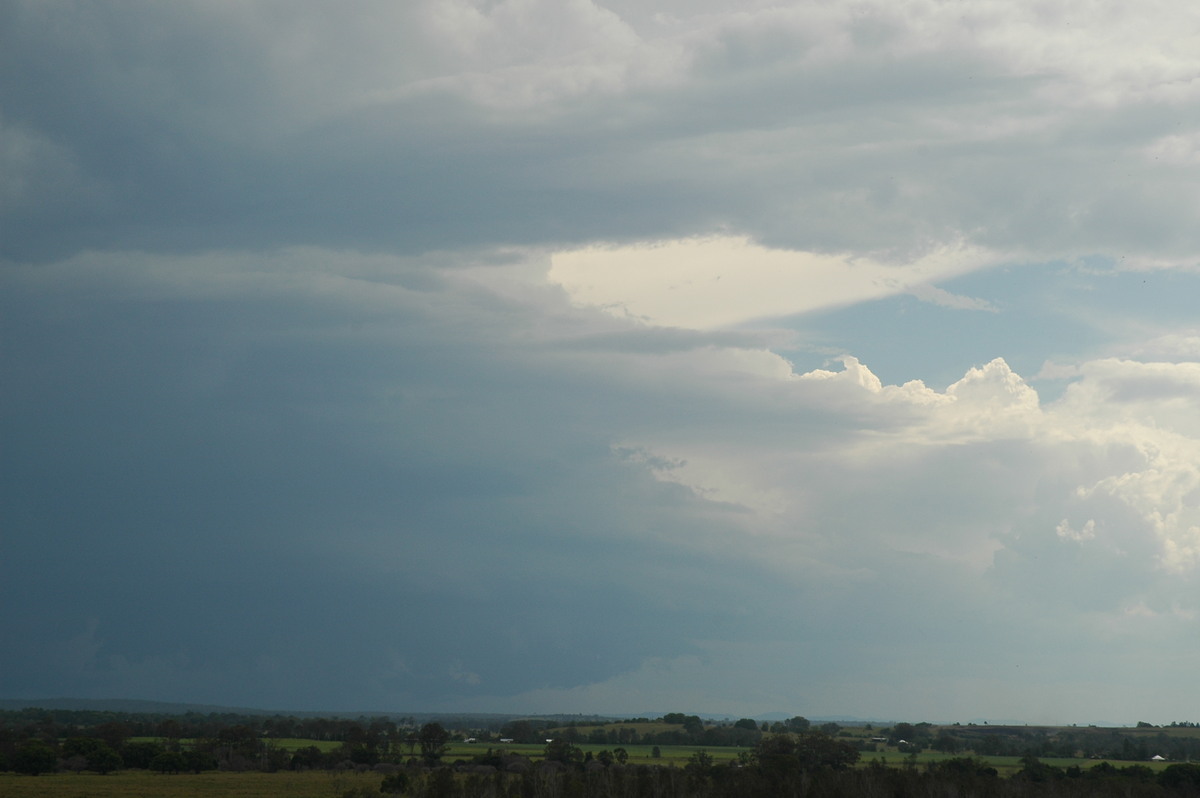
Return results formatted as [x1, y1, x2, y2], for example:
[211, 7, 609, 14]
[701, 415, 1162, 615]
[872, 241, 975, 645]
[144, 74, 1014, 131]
[5, 0, 1200, 723]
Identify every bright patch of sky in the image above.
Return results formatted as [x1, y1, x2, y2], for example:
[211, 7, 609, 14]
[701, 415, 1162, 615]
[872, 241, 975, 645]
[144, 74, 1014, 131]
[549, 237, 996, 329]
[785, 260, 1200, 393]
[5, 0, 1200, 725]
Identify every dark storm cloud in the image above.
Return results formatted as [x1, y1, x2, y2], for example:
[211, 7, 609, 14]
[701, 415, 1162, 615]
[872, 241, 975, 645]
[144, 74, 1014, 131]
[0, 251, 791, 708]
[6, 1, 1200, 265]
[6, 1, 1200, 722]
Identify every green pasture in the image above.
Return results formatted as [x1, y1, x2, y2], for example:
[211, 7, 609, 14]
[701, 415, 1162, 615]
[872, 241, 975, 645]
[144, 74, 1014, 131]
[441, 741, 747, 765]
[268, 738, 345, 753]
[100, 736, 748, 763]
[863, 750, 1174, 778]
[109, 735, 1188, 774]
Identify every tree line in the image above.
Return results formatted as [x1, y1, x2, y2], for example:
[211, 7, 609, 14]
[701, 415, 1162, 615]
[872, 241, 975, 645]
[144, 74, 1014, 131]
[365, 737, 1200, 798]
[7, 704, 1200, 798]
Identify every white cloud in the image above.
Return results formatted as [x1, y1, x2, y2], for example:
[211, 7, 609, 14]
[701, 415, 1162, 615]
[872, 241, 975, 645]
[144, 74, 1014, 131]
[606, 344, 1200, 589]
[1131, 331, 1200, 361]
[907, 283, 997, 311]
[1056, 518, 1096, 543]
[1144, 132, 1200, 166]
[549, 236, 997, 328]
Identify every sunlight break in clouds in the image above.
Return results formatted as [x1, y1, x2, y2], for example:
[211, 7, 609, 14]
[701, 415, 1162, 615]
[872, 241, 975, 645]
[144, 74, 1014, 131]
[549, 236, 996, 328]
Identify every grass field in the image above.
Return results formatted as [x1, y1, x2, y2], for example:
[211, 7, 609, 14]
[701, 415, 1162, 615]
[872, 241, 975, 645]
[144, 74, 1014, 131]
[441, 741, 747, 765]
[269, 738, 346, 753]
[115, 737, 749, 764]
[860, 750, 1174, 778]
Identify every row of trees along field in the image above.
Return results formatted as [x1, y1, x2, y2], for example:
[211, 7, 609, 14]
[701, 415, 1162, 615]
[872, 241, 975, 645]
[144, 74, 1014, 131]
[494, 714, 821, 747]
[13, 730, 1200, 798]
[7, 707, 1200, 795]
[0, 716, 460, 775]
[884, 721, 1200, 762]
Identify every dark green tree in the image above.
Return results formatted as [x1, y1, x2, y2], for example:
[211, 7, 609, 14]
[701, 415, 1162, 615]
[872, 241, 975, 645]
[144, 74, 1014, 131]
[754, 731, 859, 779]
[89, 745, 123, 774]
[686, 750, 713, 774]
[93, 721, 131, 751]
[500, 720, 536, 743]
[122, 740, 165, 769]
[156, 718, 183, 748]
[544, 738, 583, 765]
[1160, 763, 1200, 791]
[62, 736, 102, 759]
[794, 732, 859, 770]
[13, 741, 58, 775]
[889, 722, 918, 744]
[418, 722, 450, 764]
[150, 750, 187, 773]
[1016, 755, 1064, 782]
[290, 744, 324, 770]
[425, 767, 456, 798]
[349, 743, 380, 765]
[380, 770, 411, 795]
[932, 730, 960, 753]
[182, 748, 218, 773]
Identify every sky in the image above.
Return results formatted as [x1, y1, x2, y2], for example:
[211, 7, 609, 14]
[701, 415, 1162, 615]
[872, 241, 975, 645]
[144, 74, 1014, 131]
[4, 0, 1200, 725]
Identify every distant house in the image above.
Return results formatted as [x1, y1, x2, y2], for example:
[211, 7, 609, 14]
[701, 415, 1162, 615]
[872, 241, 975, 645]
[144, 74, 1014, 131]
[1152, 755, 1167, 761]
[500, 738, 514, 743]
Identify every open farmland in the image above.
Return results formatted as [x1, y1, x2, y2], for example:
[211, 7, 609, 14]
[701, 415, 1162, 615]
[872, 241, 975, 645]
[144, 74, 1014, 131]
[8, 707, 1200, 798]
[441, 740, 748, 765]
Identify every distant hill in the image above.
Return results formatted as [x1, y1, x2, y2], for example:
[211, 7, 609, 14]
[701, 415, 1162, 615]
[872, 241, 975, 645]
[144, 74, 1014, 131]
[0, 698, 612, 725]
[0, 697, 280, 715]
